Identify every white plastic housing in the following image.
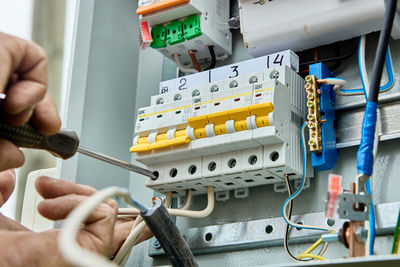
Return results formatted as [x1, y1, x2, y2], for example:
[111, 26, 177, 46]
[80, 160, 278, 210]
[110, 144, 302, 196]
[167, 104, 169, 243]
[239, 0, 392, 57]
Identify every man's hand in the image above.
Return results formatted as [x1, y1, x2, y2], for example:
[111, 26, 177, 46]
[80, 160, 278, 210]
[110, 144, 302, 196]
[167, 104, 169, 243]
[0, 32, 61, 171]
[35, 177, 152, 260]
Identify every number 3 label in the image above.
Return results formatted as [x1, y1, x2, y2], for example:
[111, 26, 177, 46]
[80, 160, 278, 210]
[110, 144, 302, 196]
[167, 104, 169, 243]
[229, 66, 239, 78]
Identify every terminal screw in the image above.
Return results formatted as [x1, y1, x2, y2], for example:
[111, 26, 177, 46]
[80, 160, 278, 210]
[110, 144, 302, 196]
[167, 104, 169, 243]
[308, 139, 316, 147]
[308, 122, 316, 129]
[307, 94, 314, 100]
[307, 100, 314, 109]
[307, 114, 315, 122]
[305, 75, 312, 83]
[305, 83, 312, 91]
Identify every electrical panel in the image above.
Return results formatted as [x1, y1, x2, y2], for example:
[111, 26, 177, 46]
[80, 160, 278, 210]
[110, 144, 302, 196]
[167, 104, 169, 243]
[130, 53, 313, 196]
[239, 0, 400, 57]
[137, 0, 232, 66]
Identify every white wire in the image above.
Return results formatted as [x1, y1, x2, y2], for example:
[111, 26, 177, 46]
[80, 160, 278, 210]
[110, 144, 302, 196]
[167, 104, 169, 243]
[114, 220, 146, 265]
[360, 35, 370, 95]
[173, 54, 199, 74]
[318, 78, 347, 96]
[118, 187, 214, 218]
[181, 189, 193, 210]
[59, 187, 133, 267]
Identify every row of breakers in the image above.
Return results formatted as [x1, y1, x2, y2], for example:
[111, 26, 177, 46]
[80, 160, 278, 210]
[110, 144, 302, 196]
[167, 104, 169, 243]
[131, 66, 314, 195]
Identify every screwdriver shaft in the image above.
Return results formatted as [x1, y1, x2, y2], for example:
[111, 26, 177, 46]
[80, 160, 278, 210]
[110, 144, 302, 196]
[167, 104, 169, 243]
[77, 146, 157, 180]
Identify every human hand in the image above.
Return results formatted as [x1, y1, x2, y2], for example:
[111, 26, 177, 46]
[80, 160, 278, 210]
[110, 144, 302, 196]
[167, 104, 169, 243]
[35, 176, 152, 258]
[0, 32, 61, 171]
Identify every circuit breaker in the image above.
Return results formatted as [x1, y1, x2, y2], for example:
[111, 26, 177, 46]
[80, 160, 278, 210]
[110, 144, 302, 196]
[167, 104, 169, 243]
[131, 53, 313, 196]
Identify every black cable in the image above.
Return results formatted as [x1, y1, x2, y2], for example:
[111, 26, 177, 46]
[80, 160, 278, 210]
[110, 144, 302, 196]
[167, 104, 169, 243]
[204, 45, 216, 70]
[141, 200, 198, 267]
[368, 0, 398, 103]
[284, 175, 325, 262]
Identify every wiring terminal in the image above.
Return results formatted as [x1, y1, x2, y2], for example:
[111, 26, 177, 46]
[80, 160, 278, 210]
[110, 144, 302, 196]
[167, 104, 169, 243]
[305, 74, 322, 153]
[307, 63, 339, 171]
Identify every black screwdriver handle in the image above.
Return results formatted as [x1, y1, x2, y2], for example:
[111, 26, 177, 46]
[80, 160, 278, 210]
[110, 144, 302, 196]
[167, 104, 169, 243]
[0, 118, 80, 160]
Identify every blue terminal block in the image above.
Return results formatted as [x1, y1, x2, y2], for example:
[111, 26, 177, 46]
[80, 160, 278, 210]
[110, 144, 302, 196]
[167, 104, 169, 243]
[308, 63, 338, 170]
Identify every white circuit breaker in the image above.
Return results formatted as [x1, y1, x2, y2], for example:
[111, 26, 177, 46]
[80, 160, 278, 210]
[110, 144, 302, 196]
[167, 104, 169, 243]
[131, 54, 312, 196]
[137, 0, 232, 66]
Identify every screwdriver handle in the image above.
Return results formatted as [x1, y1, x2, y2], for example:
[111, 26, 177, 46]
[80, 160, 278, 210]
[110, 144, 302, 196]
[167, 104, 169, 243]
[0, 118, 80, 160]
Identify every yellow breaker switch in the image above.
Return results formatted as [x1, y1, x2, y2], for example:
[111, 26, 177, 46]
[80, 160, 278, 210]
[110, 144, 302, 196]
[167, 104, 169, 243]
[208, 111, 229, 135]
[228, 107, 250, 131]
[130, 129, 190, 153]
[137, 136, 148, 144]
[175, 129, 186, 137]
[156, 133, 167, 141]
[188, 114, 209, 139]
[129, 143, 149, 153]
[249, 102, 274, 127]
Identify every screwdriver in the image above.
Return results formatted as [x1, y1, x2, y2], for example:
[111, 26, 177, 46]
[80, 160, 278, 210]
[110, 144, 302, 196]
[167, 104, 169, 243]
[0, 118, 157, 180]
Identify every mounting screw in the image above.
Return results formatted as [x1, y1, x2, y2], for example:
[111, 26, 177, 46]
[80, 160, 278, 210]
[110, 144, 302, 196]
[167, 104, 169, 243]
[270, 70, 279, 80]
[355, 226, 368, 243]
[153, 239, 161, 249]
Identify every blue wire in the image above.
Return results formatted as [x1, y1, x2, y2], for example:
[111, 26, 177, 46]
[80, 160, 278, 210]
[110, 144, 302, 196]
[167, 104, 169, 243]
[366, 179, 376, 255]
[281, 122, 330, 232]
[131, 197, 148, 213]
[339, 37, 394, 96]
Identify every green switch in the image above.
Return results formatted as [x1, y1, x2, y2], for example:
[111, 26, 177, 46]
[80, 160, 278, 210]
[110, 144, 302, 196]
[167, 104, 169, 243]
[150, 24, 166, 48]
[183, 14, 202, 40]
[166, 20, 184, 45]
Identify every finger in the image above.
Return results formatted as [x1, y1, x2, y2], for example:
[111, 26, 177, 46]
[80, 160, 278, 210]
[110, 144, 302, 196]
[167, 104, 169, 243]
[31, 93, 61, 134]
[6, 108, 34, 126]
[106, 220, 134, 255]
[3, 79, 45, 115]
[0, 33, 47, 95]
[0, 169, 16, 207]
[35, 176, 96, 199]
[0, 139, 24, 171]
[37, 194, 116, 222]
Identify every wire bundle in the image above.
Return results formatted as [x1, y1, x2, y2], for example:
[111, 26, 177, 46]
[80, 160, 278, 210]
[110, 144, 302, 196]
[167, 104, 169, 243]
[282, 123, 336, 262]
[59, 186, 214, 267]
